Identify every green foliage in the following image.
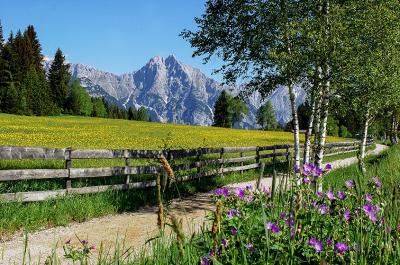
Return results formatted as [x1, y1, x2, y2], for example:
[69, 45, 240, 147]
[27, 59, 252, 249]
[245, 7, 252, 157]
[91, 97, 107, 118]
[257, 101, 278, 130]
[67, 80, 93, 116]
[213, 90, 231, 128]
[327, 116, 339, 137]
[48, 48, 71, 110]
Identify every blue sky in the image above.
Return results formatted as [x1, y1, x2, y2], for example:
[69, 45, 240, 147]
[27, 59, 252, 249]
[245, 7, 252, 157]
[0, 0, 223, 80]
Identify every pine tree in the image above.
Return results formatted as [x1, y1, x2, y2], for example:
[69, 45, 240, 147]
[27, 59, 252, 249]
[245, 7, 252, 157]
[24, 25, 43, 72]
[48, 48, 71, 110]
[257, 101, 278, 130]
[213, 90, 231, 128]
[0, 68, 18, 113]
[128, 106, 135, 120]
[136, 106, 149, 121]
[0, 19, 4, 49]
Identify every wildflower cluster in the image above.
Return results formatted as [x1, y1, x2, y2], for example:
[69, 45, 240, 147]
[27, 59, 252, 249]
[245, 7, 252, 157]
[202, 164, 398, 264]
[63, 239, 95, 264]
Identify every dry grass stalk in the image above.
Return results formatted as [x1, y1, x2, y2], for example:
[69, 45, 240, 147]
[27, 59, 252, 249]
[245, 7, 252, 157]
[156, 174, 165, 229]
[159, 155, 175, 181]
[170, 214, 185, 256]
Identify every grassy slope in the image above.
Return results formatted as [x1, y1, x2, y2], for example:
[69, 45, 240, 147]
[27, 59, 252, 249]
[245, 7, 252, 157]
[0, 113, 344, 149]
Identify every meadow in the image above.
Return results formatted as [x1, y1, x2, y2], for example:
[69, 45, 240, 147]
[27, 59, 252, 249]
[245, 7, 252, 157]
[0, 113, 344, 149]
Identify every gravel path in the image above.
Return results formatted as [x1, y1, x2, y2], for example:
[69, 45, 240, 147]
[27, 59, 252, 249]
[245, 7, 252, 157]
[0, 144, 388, 264]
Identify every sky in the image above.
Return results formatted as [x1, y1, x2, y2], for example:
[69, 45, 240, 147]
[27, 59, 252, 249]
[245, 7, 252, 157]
[0, 0, 223, 80]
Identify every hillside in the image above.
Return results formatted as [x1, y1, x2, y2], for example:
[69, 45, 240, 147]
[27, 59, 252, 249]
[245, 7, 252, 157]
[0, 113, 343, 150]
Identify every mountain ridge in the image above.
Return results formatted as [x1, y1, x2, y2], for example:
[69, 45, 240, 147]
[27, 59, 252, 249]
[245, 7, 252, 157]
[44, 55, 306, 128]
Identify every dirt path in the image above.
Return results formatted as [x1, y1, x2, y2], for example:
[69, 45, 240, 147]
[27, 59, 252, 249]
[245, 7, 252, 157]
[0, 144, 388, 264]
[326, 143, 388, 169]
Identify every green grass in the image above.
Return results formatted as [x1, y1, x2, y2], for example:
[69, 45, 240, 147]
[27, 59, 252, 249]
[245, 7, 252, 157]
[324, 144, 399, 190]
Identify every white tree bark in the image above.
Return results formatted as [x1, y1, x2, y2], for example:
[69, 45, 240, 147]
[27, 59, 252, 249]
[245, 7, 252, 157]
[303, 92, 316, 165]
[391, 112, 399, 144]
[358, 108, 370, 176]
[288, 82, 301, 168]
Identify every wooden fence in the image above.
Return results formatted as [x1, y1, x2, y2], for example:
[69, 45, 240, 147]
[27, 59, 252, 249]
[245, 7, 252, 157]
[0, 141, 371, 202]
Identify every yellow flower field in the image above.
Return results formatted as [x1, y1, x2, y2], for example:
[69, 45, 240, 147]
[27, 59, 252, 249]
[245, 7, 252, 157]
[0, 113, 344, 150]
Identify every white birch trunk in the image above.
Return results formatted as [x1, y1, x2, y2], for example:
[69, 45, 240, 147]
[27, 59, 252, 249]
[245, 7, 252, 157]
[358, 108, 370, 176]
[288, 82, 301, 168]
[391, 112, 398, 144]
[303, 91, 316, 165]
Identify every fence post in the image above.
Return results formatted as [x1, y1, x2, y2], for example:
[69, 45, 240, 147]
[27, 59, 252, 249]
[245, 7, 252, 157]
[273, 146, 277, 166]
[240, 151, 244, 177]
[65, 147, 72, 191]
[256, 146, 260, 166]
[196, 148, 201, 174]
[220, 148, 224, 176]
[124, 149, 130, 187]
[286, 145, 290, 162]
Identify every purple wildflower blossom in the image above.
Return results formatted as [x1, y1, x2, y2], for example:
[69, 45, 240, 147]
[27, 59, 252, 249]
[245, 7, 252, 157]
[263, 187, 272, 197]
[201, 256, 211, 265]
[303, 176, 311, 184]
[366, 193, 373, 202]
[221, 238, 228, 247]
[334, 242, 349, 254]
[266, 222, 281, 233]
[363, 204, 379, 222]
[227, 208, 240, 218]
[285, 217, 294, 227]
[246, 243, 255, 253]
[280, 212, 288, 219]
[81, 240, 88, 245]
[313, 167, 323, 178]
[345, 179, 355, 189]
[314, 241, 324, 252]
[326, 238, 333, 245]
[337, 191, 346, 200]
[308, 238, 318, 246]
[214, 187, 229, 197]
[324, 164, 332, 172]
[326, 191, 335, 201]
[372, 177, 382, 188]
[294, 164, 301, 173]
[231, 228, 238, 235]
[343, 210, 351, 221]
[316, 191, 324, 198]
[235, 188, 246, 199]
[318, 204, 329, 215]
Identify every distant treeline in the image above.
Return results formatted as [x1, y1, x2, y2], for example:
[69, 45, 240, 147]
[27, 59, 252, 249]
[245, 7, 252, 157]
[0, 21, 150, 122]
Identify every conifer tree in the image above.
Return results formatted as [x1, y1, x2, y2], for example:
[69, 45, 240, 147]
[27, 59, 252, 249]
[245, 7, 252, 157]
[67, 80, 93, 116]
[213, 90, 231, 128]
[128, 106, 135, 120]
[91, 97, 107, 117]
[257, 101, 278, 130]
[48, 48, 71, 110]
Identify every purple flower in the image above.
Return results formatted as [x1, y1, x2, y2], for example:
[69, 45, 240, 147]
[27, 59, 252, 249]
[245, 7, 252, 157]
[337, 191, 346, 200]
[345, 179, 355, 189]
[265, 222, 280, 233]
[313, 167, 323, 178]
[326, 238, 333, 245]
[214, 187, 229, 197]
[314, 241, 324, 252]
[318, 204, 329, 215]
[263, 187, 271, 197]
[245, 185, 252, 190]
[231, 228, 238, 235]
[246, 243, 255, 253]
[316, 191, 324, 198]
[334, 242, 349, 254]
[343, 210, 351, 221]
[324, 164, 332, 172]
[308, 237, 318, 246]
[372, 177, 382, 188]
[280, 212, 288, 219]
[366, 193, 373, 202]
[201, 256, 211, 265]
[326, 191, 335, 201]
[303, 176, 311, 184]
[221, 238, 228, 247]
[308, 238, 324, 252]
[294, 164, 301, 173]
[363, 204, 379, 222]
[285, 217, 294, 227]
[227, 208, 240, 218]
[81, 240, 88, 245]
[235, 188, 245, 199]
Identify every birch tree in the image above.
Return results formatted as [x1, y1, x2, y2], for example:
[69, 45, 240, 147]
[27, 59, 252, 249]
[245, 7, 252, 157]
[181, 0, 309, 168]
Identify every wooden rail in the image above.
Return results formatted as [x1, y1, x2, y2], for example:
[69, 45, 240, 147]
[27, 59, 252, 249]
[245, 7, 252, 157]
[0, 141, 370, 202]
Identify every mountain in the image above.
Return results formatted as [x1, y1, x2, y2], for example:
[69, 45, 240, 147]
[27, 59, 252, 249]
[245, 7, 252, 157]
[44, 55, 306, 128]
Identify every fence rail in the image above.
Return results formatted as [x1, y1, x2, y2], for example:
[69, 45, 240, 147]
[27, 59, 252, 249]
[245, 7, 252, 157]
[0, 140, 371, 202]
